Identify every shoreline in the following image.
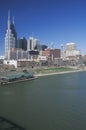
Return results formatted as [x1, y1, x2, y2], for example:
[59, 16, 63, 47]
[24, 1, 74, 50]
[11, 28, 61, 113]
[35, 69, 86, 77]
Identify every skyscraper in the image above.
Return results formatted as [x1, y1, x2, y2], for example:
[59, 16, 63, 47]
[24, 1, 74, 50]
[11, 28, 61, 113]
[17, 37, 27, 50]
[27, 37, 40, 51]
[5, 11, 17, 59]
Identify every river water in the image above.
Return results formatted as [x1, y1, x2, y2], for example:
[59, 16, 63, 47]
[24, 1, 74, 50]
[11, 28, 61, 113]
[0, 71, 86, 130]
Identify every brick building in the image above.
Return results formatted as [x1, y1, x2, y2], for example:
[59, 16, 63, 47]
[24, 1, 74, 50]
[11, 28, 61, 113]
[44, 48, 60, 59]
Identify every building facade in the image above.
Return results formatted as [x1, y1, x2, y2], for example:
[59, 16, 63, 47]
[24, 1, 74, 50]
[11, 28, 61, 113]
[10, 48, 28, 60]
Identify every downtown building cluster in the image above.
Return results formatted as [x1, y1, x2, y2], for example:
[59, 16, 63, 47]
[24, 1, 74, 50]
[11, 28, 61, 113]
[4, 13, 84, 68]
[5, 13, 48, 60]
[5, 13, 41, 60]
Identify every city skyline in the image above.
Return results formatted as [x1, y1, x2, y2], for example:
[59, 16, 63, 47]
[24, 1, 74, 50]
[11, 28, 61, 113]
[0, 0, 86, 55]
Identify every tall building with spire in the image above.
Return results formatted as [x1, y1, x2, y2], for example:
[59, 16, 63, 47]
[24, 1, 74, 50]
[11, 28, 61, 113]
[5, 11, 17, 59]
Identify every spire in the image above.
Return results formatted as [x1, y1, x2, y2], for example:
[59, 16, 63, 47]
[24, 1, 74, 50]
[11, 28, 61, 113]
[8, 10, 10, 21]
[8, 10, 10, 29]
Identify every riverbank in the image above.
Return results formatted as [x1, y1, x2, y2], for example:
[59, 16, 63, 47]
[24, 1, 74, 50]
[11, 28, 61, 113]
[35, 68, 85, 77]
[0, 66, 86, 79]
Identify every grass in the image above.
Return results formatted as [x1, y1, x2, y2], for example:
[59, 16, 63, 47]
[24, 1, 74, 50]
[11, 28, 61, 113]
[35, 67, 74, 74]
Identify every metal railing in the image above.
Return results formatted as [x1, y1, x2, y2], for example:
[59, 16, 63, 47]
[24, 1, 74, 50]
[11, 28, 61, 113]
[0, 116, 26, 130]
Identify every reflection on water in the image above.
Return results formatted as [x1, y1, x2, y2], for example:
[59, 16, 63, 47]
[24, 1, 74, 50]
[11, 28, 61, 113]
[0, 71, 86, 130]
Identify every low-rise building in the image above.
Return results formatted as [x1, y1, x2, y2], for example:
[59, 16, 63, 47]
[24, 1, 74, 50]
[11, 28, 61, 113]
[3, 60, 17, 68]
[44, 48, 61, 59]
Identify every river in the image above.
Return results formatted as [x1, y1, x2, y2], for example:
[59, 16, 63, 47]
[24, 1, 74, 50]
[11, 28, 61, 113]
[0, 71, 86, 130]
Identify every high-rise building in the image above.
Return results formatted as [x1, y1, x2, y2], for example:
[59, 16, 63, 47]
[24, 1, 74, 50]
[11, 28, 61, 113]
[66, 43, 76, 50]
[17, 37, 27, 50]
[27, 37, 40, 51]
[5, 11, 17, 59]
[65, 43, 81, 57]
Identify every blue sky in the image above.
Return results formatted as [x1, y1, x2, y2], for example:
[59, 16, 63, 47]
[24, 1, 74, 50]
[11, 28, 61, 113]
[0, 0, 86, 55]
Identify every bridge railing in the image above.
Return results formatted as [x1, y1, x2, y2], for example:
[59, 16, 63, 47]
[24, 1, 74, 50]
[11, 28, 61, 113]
[0, 116, 26, 130]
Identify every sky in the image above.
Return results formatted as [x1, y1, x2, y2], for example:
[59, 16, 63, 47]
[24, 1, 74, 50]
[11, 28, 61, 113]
[0, 0, 86, 55]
